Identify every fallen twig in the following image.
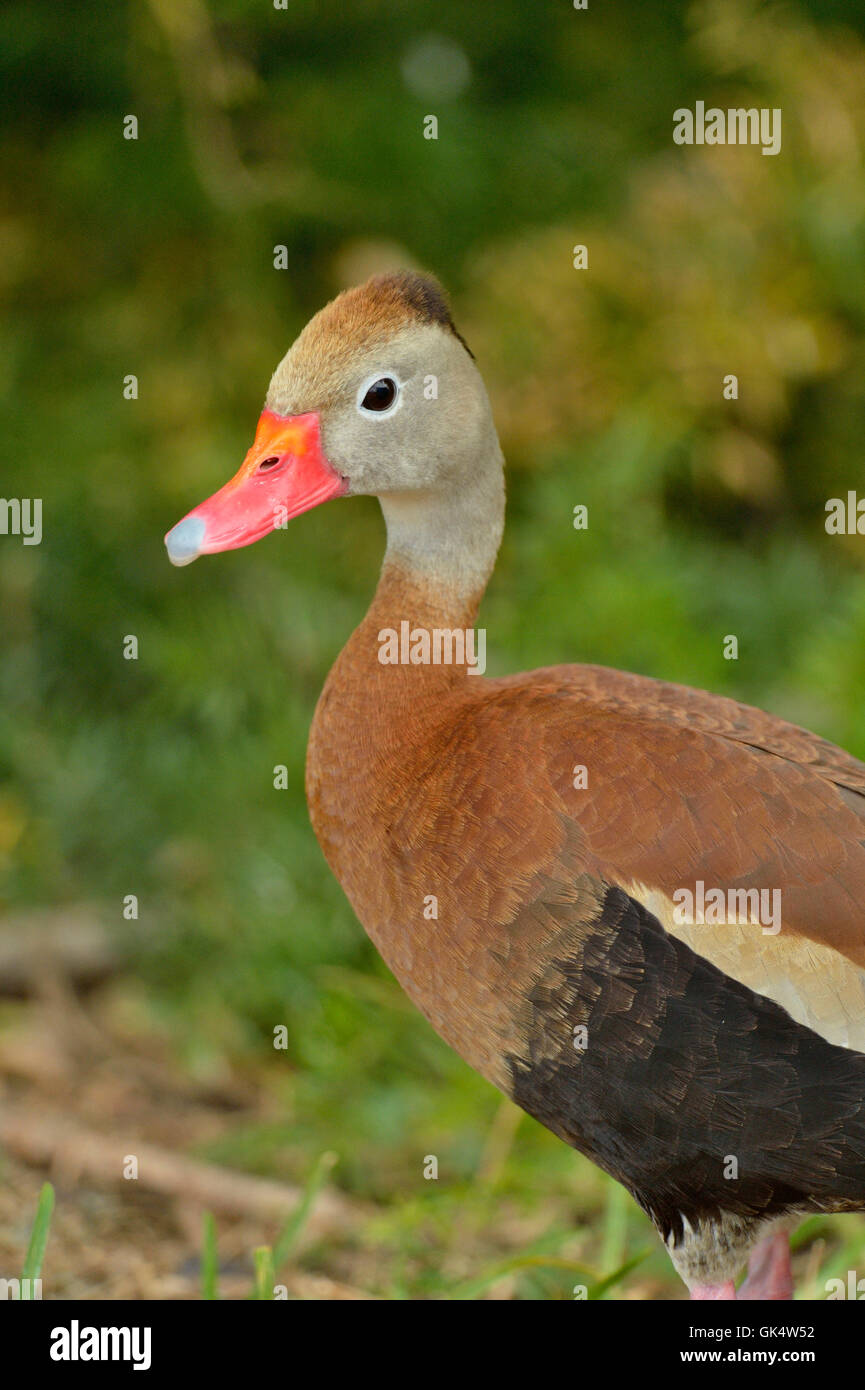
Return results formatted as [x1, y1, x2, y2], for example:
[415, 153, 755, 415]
[0, 1104, 368, 1242]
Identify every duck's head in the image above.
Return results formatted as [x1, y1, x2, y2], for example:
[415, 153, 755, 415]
[165, 271, 504, 588]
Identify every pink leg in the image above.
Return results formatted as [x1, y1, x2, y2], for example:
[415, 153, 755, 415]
[738, 1231, 793, 1301]
[690, 1281, 736, 1300]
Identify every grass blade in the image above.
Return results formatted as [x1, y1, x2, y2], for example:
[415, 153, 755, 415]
[589, 1250, 649, 1300]
[201, 1211, 219, 1300]
[252, 1246, 275, 1300]
[272, 1150, 338, 1269]
[21, 1182, 54, 1297]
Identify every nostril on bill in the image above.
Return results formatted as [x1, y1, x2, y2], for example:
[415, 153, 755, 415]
[165, 515, 207, 566]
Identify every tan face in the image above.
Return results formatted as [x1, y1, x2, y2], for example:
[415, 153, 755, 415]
[164, 274, 497, 568]
[265, 321, 491, 497]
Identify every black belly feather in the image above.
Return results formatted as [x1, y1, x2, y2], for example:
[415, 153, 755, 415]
[505, 884, 865, 1250]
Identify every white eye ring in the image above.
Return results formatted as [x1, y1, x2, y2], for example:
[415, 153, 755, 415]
[356, 371, 403, 419]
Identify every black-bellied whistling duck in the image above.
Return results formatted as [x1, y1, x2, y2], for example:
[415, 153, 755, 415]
[165, 271, 865, 1300]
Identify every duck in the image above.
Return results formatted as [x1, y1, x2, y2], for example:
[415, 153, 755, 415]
[165, 270, 865, 1300]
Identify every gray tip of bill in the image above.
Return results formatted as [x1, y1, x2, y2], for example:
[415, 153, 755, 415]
[165, 516, 206, 567]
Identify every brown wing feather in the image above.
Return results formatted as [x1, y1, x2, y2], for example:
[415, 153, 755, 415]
[470, 666, 865, 1047]
[495, 662, 865, 797]
[477, 667, 865, 959]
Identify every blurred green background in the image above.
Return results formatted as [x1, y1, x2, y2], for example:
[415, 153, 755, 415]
[3, 0, 865, 1297]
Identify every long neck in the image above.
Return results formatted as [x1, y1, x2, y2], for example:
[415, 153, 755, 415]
[309, 431, 505, 759]
[305, 429, 506, 1020]
[378, 429, 506, 615]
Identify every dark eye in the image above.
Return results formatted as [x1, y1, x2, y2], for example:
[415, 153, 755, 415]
[360, 377, 397, 412]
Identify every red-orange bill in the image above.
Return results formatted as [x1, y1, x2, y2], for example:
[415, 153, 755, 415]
[164, 410, 347, 566]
